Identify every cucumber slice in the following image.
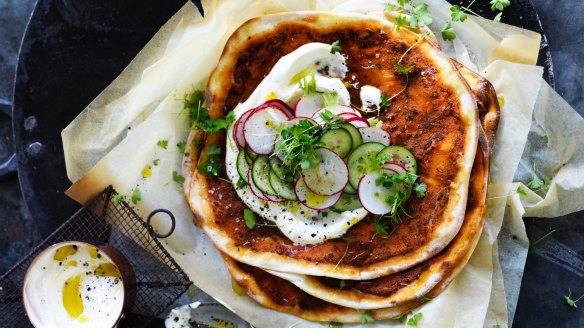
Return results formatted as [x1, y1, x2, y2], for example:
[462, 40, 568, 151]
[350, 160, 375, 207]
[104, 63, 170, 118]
[269, 170, 297, 200]
[332, 193, 362, 212]
[251, 156, 277, 195]
[269, 156, 288, 181]
[332, 122, 362, 150]
[318, 128, 353, 158]
[245, 147, 257, 165]
[236, 150, 250, 182]
[376, 145, 418, 174]
[344, 183, 357, 195]
[346, 142, 385, 189]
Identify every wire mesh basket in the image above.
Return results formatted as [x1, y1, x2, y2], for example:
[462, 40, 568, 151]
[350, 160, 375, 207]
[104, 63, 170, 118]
[0, 186, 192, 327]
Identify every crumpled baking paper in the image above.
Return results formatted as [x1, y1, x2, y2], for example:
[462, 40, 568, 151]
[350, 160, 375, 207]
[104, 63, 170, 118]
[62, 0, 584, 327]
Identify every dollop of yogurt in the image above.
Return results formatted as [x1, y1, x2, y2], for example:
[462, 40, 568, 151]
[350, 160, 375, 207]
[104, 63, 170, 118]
[225, 43, 369, 245]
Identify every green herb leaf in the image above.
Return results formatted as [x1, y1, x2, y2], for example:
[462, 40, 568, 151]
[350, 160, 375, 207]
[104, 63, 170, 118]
[244, 209, 256, 229]
[152, 159, 160, 166]
[373, 216, 390, 239]
[450, 5, 468, 22]
[319, 109, 344, 125]
[395, 14, 408, 32]
[361, 310, 375, 324]
[112, 193, 125, 205]
[329, 322, 343, 328]
[177, 141, 187, 154]
[394, 63, 415, 74]
[197, 145, 223, 177]
[407, 312, 423, 327]
[490, 0, 511, 12]
[397, 0, 410, 6]
[330, 40, 341, 54]
[172, 171, 185, 184]
[380, 93, 391, 108]
[236, 178, 247, 189]
[157, 139, 169, 149]
[393, 315, 405, 323]
[131, 188, 141, 205]
[441, 21, 457, 41]
[339, 280, 346, 289]
[409, 4, 432, 28]
[184, 89, 236, 133]
[516, 186, 527, 195]
[564, 288, 584, 308]
[413, 183, 427, 198]
[494, 12, 503, 22]
[420, 296, 431, 303]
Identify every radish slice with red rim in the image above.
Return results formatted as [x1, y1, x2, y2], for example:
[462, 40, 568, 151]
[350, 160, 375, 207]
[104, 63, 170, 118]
[345, 117, 370, 128]
[359, 127, 390, 146]
[295, 94, 324, 118]
[302, 148, 349, 196]
[244, 106, 289, 154]
[262, 99, 293, 118]
[383, 162, 407, 175]
[233, 109, 256, 149]
[295, 178, 342, 210]
[357, 171, 393, 215]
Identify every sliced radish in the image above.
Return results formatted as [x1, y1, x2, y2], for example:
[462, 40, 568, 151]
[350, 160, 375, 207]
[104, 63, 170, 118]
[302, 148, 349, 195]
[357, 171, 394, 215]
[295, 178, 342, 210]
[345, 117, 370, 128]
[265, 194, 285, 203]
[338, 112, 360, 120]
[233, 109, 257, 149]
[262, 99, 293, 118]
[295, 94, 324, 118]
[244, 106, 289, 154]
[359, 127, 390, 146]
[247, 169, 272, 202]
[320, 105, 361, 117]
[383, 162, 407, 175]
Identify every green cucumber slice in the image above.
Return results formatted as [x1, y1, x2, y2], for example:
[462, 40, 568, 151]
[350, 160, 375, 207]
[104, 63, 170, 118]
[269, 169, 297, 200]
[332, 193, 362, 212]
[269, 156, 288, 181]
[251, 156, 276, 195]
[236, 149, 250, 182]
[318, 128, 353, 158]
[245, 147, 258, 165]
[344, 183, 357, 195]
[346, 142, 385, 189]
[332, 122, 362, 150]
[376, 145, 418, 174]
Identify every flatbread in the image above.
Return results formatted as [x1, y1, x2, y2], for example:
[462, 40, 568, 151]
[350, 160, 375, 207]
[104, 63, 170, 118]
[186, 11, 478, 280]
[220, 65, 499, 320]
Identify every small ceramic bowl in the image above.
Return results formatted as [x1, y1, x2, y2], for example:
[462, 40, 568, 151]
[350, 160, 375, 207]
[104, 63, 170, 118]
[23, 241, 135, 328]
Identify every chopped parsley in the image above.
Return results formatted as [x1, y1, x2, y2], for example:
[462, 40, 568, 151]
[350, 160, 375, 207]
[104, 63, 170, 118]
[395, 14, 408, 32]
[330, 40, 341, 54]
[376, 171, 425, 223]
[319, 109, 344, 125]
[516, 186, 527, 195]
[450, 5, 468, 22]
[196, 144, 223, 177]
[172, 171, 185, 185]
[329, 322, 343, 328]
[394, 63, 415, 75]
[361, 310, 375, 324]
[409, 3, 432, 28]
[380, 92, 391, 108]
[131, 188, 142, 205]
[156, 139, 168, 149]
[152, 159, 160, 166]
[243, 209, 256, 229]
[407, 312, 423, 327]
[339, 280, 346, 289]
[420, 296, 431, 303]
[490, 0, 511, 12]
[526, 163, 551, 193]
[413, 182, 427, 198]
[236, 178, 247, 189]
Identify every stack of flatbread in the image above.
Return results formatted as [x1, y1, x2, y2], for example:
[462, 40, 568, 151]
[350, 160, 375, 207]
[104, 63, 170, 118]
[183, 11, 500, 323]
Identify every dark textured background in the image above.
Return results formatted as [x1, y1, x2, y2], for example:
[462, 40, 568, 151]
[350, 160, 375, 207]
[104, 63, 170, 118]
[0, 0, 582, 327]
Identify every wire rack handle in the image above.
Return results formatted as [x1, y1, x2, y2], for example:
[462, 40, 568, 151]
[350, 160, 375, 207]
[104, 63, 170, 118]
[146, 209, 176, 239]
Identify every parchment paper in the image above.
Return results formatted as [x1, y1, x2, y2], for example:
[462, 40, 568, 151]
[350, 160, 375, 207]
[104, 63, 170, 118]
[62, 1, 584, 327]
